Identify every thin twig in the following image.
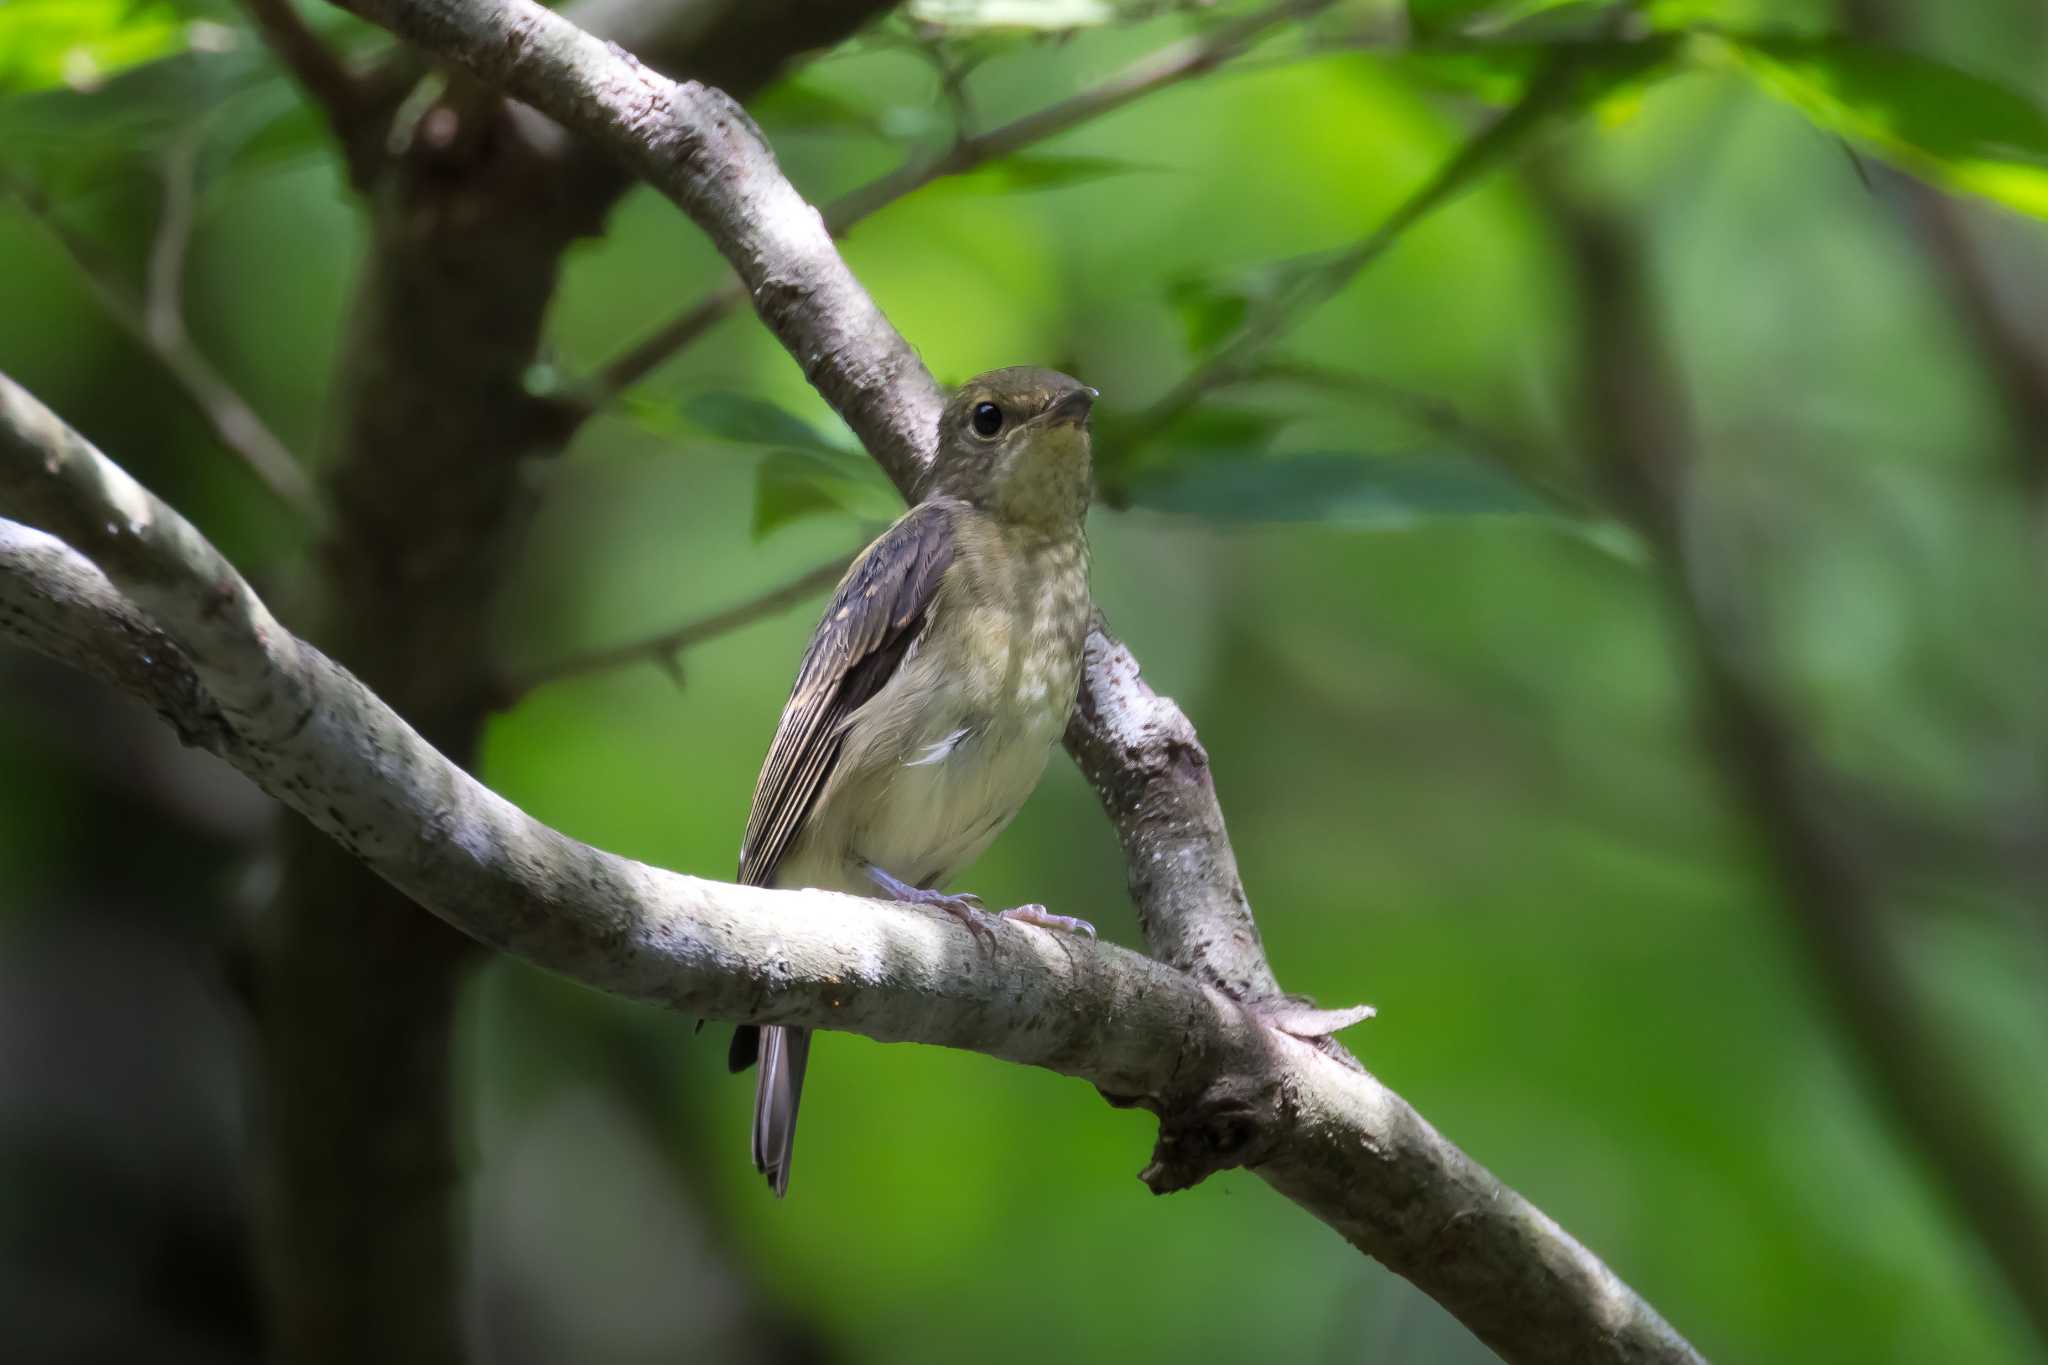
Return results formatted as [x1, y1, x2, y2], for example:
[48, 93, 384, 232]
[501, 549, 855, 701]
[6, 171, 323, 520]
[589, 0, 1333, 403]
[1123, 47, 1586, 454]
[146, 133, 201, 351]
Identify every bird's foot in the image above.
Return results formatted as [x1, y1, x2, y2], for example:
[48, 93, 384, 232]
[999, 904, 1097, 939]
[865, 865, 996, 947]
[864, 867, 1092, 945]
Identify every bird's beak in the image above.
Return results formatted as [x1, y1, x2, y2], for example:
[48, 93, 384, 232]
[1047, 386, 1099, 427]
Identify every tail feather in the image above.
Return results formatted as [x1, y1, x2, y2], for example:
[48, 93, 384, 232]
[751, 1025, 810, 1198]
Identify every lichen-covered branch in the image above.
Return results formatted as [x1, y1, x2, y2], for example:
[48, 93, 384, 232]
[277, 3, 1710, 1356]
[7, 204, 1699, 1365]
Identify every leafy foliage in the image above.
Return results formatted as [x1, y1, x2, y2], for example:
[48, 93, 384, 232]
[1709, 35, 2048, 220]
[659, 392, 901, 539]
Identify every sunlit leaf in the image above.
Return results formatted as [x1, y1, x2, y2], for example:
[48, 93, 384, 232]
[1709, 35, 2048, 220]
[0, 0, 195, 94]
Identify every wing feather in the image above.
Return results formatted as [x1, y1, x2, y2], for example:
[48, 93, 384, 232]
[737, 499, 958, 887]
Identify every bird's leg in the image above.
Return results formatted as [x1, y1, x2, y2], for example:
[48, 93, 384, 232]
[998, 904, 1096, 939]
[864, 863, 995, 946]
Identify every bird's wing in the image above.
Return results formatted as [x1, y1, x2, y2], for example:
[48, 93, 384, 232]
[737, 499, 959, 888]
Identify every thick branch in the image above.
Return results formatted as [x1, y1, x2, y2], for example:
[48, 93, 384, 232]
[0, 370, 1695, 1365]
[261, 1, 1703, 1355]
[0, 370, 1700, 1365]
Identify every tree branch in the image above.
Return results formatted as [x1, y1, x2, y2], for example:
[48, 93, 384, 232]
[0, 367, 1702, 1365]
[590, 0, 1333, 402]
[500, 547, 856, 702]
[151, 0, 1723, 1353]
[7, 174, 322, 520]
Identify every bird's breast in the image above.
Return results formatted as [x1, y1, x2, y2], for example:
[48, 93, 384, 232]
[816, 524, 1089, 890]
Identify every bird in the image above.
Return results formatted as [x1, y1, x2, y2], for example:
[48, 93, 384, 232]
[728, 366, 1101, 1197]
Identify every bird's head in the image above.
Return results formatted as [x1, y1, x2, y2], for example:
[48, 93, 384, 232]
[931, 366, 1096, 533]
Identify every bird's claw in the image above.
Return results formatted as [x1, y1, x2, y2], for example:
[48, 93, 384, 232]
[999, 904, 1096, 939]
[931, 892, 997, 949]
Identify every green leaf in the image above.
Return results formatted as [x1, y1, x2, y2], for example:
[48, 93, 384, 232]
[1709, 36, 2048, 220]
[650, 391, 902, 537]
[1163, 262, 1317, 358]
[751, 449, 901, 539]
[754, 453, 857, 538]
[683, 392, 840, 454]
[1118, 451, 1560, 529]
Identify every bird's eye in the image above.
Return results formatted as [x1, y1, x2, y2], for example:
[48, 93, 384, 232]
[971, 401, 1004, 438]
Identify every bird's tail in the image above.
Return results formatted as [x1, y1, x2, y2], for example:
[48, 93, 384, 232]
[749, 1024, 810, 1198]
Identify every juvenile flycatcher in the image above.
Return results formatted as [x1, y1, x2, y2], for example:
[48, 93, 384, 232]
[729, 366, 1100, 1196]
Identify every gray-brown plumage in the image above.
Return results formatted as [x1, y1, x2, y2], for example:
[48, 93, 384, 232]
[729, 366, 1099, 1197]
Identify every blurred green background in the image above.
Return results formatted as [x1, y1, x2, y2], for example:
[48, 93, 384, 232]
[3, 1, 2046, 1362]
